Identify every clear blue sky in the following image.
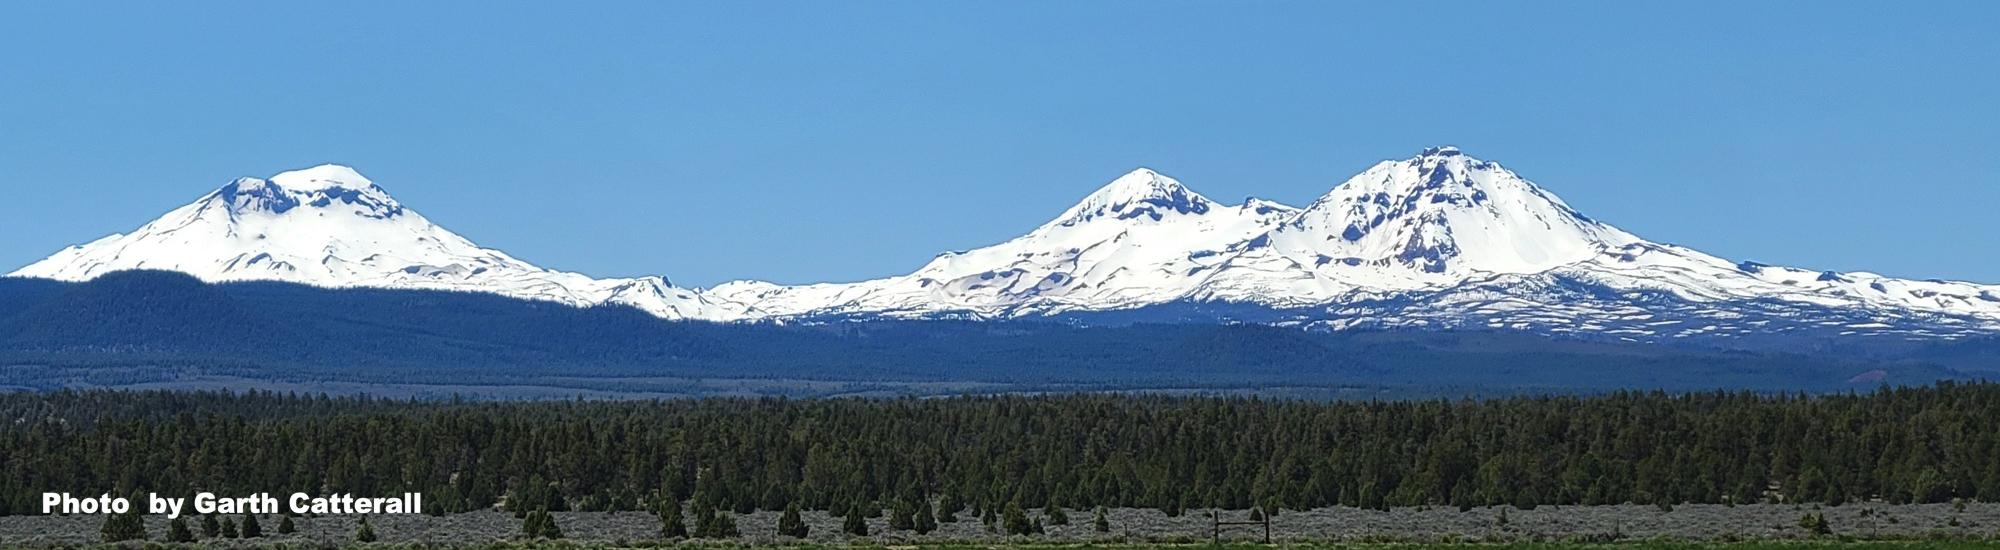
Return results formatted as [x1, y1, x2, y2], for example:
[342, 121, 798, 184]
[3, 1, 1996, 287]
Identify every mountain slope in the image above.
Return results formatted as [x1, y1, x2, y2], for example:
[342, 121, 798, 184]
[709, 148, 2000, 342]
[1, 271, 1950, 393]
[10, 165, 736, 320]
[11, 151, 2000, 344]
[708, 168, 1297, 317]
[1175, 149, 2000, 341]
[1205, 146, 1643, 297]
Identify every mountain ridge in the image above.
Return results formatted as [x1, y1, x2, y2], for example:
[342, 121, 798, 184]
[12, 148, 2000, 344]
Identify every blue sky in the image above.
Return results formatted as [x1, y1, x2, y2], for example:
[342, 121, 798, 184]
[3, 1, 1996, 287]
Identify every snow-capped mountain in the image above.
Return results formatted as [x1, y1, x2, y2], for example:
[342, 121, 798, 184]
[707, 147, 2000, 341]
[9, 165, 736, 320]
[12, 150, 2000, 343]
[706, 168, 1296, 317]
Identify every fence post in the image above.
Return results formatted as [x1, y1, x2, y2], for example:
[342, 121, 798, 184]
[1263, 510, 1271, 543]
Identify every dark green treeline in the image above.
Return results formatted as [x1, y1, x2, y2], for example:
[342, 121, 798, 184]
[2, 383, 1998, 516]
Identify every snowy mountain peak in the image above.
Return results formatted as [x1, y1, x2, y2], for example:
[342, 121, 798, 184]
[10, 165, 735, 320]
[267, 164, 376, 192]
[1250, 147, 1640, 283]
[1047, 167, 1214, 227]
[1418, 145, 1463, 157]
[211, 167, 403, 220]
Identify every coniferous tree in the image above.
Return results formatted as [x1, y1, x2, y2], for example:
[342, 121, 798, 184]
[241, 513, 262, 538]
[505, 485, 529, 519]
[1801, 512, 1832, 536]
[221, 517, 239, 538]
[202, 513, 221, 538]
[693, 501, 735, 538]
[522, 507, 563, 539]
[659, 498, 688, 538]
[355, 516, 378, 543]
[889, 500, 916, 531]
[522, 508, 546, 538]
[1046, 502, 1069, 525]
[544, 509, 567, 539]
[1003, 502, 1034, 536]
[914, 499, 937, 534]
[167, 516, 196, 542]
[843, 504, 869, 536]
[712, 512, 740, 538]
[1093, 506, 1110, 532]
[778, 502, 809, 538]
[100, 508, 146, 542]
[277, 515, 296, 535]
[938, 491, 963, 522]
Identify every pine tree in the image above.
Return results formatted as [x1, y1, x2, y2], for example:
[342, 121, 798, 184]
[241, 513, 263, 538]
[914, 499, 938, 534]
[100, 509, 146, 542]
[356, 516, 378, 543]
[522, 507, 564, 539]
[544, 508, 566, 539]
[202, 513, 221, 538]
[167, 516, 196, 543]
[779, 502, 809, 538]
[660, 498, 688, 538]
[938, 492, 963, 522]
[506, 485, 529, 519]
[522, 508, 545, 538]
[277, 515, 296, 535]
[693, 501, 734, 538]
[1799, 512, 1832, 535]
[1003, 502, 1034, 535]
[711, 512, 740, 538]
[1046, 503, 1069, 525]
[843, 504, 869, 536]
[221, 517, 239, 538]
[1093, 506, 1110, 532]
[889, 500, 916, 530]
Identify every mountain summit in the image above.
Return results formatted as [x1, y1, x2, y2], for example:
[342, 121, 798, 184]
[1276, 146, 1639, 277]
[1048, 167, 1214, 227]
[267, 164, 377, 191]
[708, 166, 1295, 317]
[13, 150, 2000, 343]
[10, 165, 734, 319]
[1197, 147, 1648, 300]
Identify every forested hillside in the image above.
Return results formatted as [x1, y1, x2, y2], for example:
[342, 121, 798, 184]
[2, 384, 1998, 517]
[0, 271, 1966, 393]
